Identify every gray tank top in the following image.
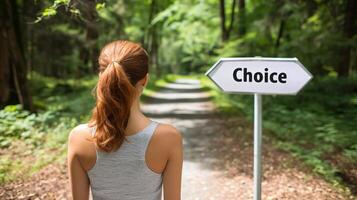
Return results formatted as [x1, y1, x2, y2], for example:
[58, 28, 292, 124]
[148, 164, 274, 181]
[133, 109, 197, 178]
[87, 120, 163, 200]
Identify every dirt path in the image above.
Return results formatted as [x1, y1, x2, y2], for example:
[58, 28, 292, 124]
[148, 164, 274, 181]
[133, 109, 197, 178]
[0, 78, 353, 199]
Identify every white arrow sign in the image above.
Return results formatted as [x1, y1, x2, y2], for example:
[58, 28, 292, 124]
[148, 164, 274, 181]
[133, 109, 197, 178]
[205, 57, 312, 95]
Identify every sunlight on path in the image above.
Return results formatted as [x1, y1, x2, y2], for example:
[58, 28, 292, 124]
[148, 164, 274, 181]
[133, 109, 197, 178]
[142, 79, 244, 199]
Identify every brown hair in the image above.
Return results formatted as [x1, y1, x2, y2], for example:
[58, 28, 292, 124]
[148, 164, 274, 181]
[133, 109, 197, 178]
[88, 40, 149, 152]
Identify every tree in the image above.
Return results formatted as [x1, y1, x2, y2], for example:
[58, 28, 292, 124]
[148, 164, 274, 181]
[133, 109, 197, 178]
[0, 0, 34, 111]
[338, 0, 356, 77]
[146, 0, 160, 77]
[75, 0, 99, 73]
[275, 20, 284, 48]
[237, 0, 245, 36]
[219, 0, 236, 41]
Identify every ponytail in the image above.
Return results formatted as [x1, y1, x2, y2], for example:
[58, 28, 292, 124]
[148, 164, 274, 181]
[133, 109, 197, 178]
[88, 40, 149, 152]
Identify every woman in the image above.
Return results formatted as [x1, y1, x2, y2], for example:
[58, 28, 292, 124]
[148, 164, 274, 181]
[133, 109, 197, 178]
[67, 40, 183, 200]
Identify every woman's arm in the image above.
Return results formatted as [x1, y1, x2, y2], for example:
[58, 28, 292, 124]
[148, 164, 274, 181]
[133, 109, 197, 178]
[162, 128, 183, 200]
[67, 128, 90, 200]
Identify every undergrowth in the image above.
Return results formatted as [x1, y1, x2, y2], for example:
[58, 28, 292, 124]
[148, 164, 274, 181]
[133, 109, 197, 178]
[0, 72, 171, 184]
[199, 74, 357, 194]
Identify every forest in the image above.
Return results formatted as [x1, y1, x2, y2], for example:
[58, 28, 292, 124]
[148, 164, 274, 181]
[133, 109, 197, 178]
[0, 0, 356, 199]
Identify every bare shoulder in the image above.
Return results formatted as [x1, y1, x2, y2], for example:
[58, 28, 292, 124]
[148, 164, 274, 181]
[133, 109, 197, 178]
[68, 124, 92, 140]
[68, 124, 93, 150]
[67, 124, 96, 171]
[154, 123, 183, 147]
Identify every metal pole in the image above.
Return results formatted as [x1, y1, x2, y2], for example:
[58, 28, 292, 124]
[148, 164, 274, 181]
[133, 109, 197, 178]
[253, 93, 262, 200]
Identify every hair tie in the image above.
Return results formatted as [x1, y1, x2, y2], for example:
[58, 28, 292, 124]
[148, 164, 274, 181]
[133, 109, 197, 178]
[110, 60, 121, 66]
[108, 61, 124, 71]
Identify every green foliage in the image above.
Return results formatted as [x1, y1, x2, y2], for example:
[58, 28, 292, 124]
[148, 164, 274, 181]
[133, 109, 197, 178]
[0, 156, 22, 183]
[96, 3, 106, 11]
[0, 72, 170, 183]
[28, 0, 356, 78]
[29, 72, 96, 117]
[154, 1, 220, 73]
[213, 0, 356, 76]
[343, 144, 357, 160]
[0, 105, 57, 147]
[202, 75, 357, 185]
[35, 0, 71, 23]
[3, 0, 356, 190]
[0, 72, 98, 183]
[277, 141, 340, 183]
[0, 101, 80, 183]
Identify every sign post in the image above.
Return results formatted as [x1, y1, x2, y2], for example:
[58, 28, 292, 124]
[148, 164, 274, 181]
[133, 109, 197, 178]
[253, 93, 262, 200]
[205, 57, 312, 200]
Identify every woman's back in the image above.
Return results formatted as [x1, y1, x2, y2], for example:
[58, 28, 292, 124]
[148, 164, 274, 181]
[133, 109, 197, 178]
[87, 120, 162, 200]
[67, 40, 183, 200]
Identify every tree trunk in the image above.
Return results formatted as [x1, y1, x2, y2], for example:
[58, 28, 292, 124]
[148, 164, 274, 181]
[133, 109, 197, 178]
[275, 19, 285, 49]
[76, 0, 99, 74]
[237, 0, 246, 36]
[227, 0, 236, 39]
[338, 0, 356, 77]
[219, 0, 229, 41]
[0, 0, 34, 111]
[87, 24, 99, 73]
[0, 19, 11, 107]
[146, 0, 160, 77]
[23, 0, 34, 78]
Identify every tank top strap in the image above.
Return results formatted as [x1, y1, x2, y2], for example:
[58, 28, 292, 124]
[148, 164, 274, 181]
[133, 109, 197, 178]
[90, 124, 97, 137]
[143, 120, 159, 144]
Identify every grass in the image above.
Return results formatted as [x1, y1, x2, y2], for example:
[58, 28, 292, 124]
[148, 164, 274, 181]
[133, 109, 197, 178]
[0, 104, 79, 183]
[198, 73, 357, 195]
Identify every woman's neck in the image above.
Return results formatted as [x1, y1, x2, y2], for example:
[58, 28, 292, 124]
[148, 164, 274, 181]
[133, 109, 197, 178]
[125, 97, 150, 135]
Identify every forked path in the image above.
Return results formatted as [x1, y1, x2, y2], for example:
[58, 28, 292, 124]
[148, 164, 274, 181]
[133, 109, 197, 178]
[142, 79, 351, 200]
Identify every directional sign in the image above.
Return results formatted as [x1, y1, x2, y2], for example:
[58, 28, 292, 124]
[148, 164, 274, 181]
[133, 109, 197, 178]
[205, 57, 312, 200]
[205, 57, 312, 95]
